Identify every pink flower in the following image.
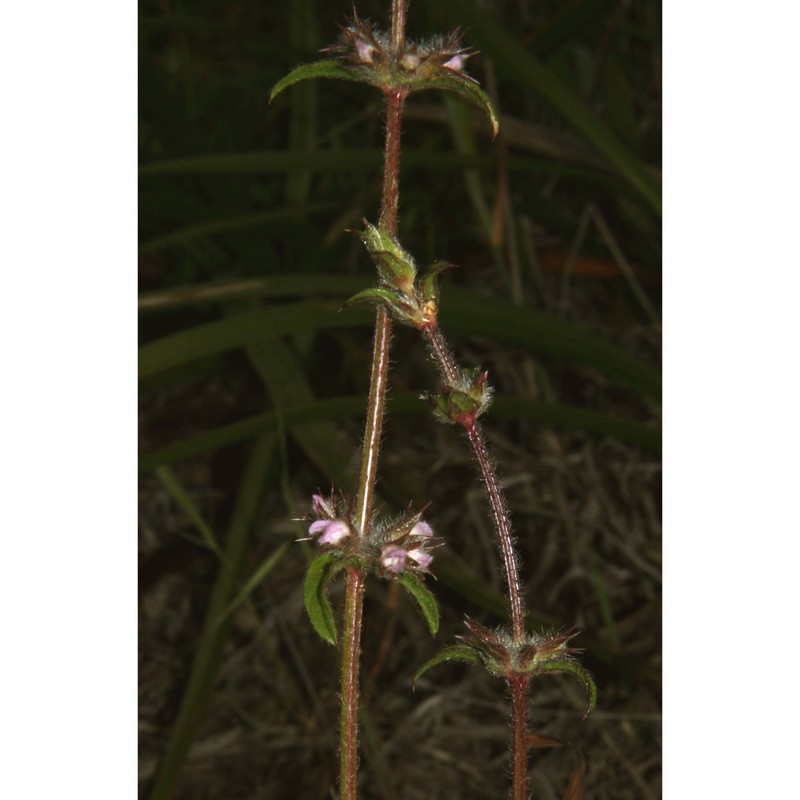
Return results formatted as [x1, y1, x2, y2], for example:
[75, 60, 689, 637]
[309, 519, 351, 546]
[408, 548, 433, 570]
[355, 38, 375, 63]
[381, 545, 407, 574]
[311, 493, 335, 518]
[443, 54, 465, 72]
[410, 521, 434, 538]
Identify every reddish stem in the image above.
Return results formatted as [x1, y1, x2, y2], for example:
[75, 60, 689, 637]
[509, 675, 530, 800]
[422, 324, 526, 643]
[339, 568, 367, 800]
[338, 5, 408, 800]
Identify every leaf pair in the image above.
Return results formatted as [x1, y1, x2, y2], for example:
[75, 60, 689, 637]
[304, 554, 439, 646]
[269, 23, 499, 139]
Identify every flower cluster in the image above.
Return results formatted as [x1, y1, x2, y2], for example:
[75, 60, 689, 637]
[328, 16, 476, 84]
[378, 518, 435, 575]
[452, 617, 597, 717]
[304, 491, 355, 550]
[303, 491, 438, 577]
[427, 366, 494, 428]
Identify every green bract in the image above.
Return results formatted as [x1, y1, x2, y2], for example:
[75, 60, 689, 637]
[269, 22, 500, 139]
[343, 222, 453, 329]
[414, 618, 597, 718]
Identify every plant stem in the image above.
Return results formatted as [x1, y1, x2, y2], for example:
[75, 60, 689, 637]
[338, 4, 408, 799]
[422, 324, 525, 642]
[422, 322, 528, 798]
[339, 567, 367, 800]
[509, 675, 530, 800]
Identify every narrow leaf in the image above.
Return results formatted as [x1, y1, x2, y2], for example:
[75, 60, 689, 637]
[154, 465, 221, 556]
[270, 60, 363, 103]
[304, 554, 339, 645]
[537, 659, 598, 719]
[341, 287, 403, 311]
[418, 73, 500, 139]
[149, 435, 276, 800]
[396, 572, 440, 636]
[218, 542, 290, 624]
[412, 644, 481, 688]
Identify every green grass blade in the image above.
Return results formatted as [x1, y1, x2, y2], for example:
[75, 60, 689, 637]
[139, 204, 333, 253]
[436, 0, 661, 214]
[139, 294, 661, 398]
[154, 466, 221, 556]
[218, 542, 291, 624]
[139, 393, 658, 473]
[240, 325, 358, 490]
[149, 434, 276, 800]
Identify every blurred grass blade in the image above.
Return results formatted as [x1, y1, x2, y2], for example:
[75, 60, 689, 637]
[218, 542, 290, 624]
[435, 0, 661, 214]
[139, 393, 659, 473]
[139, 294, 661, 398]
[154, 466, 221, 556]
[149, 435, 276, 800]
[286, 0, 319, 204]
[139, 204, 332, 253]
[237, 317, 358, 490]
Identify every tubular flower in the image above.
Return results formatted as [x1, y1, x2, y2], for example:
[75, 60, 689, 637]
[309, 518, 352, 546]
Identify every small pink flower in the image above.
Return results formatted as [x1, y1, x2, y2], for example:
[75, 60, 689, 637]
[311, 494, 334, 518]
[443, 54, 465, 72]
[410, 521, 434, 538]
[408, 548, 433, 570]
[381, 545, 407, 574]
[355, 38, 375, 63]
[309, 519, 351, 546]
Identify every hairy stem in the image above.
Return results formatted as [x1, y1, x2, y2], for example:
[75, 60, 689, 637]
[422, 324, 526, 642]
[509, 675, 530, 800]
[464, 424, 525, 643]
[338, 4, 408, 799]
[339, 568, 367, 800]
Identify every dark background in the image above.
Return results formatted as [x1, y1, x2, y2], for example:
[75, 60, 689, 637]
[139, 0, 661, 797]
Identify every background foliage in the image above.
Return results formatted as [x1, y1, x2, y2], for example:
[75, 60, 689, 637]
[139, 0, 661, 797]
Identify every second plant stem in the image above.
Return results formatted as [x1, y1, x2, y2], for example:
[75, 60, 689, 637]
[422, 322, 529, 798]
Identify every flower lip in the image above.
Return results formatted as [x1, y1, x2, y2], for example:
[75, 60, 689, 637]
[309, 519, 351, 546]
[381, 545, 407, 574]
[407, 548, 433, 570]
[410, 521, 434, 538]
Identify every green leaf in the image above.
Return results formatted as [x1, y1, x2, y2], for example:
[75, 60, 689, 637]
[417, 73, 500, 139]
[269, 60, 363, 103]
[536, 658, 598, 719]
[396, 572, 439, 636]
[342, 286, 401, 308]
[304, 554, 340, 645]
[412, 644, 481, 688]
